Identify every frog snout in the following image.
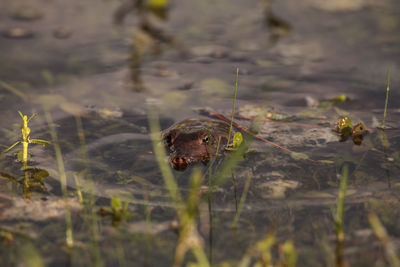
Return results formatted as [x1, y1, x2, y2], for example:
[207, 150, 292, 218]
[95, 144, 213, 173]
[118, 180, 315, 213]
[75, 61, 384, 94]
[171, 156, 189, 171]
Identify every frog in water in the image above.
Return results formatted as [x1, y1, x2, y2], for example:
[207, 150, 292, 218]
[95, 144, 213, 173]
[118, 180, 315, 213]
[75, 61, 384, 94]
[161, 119, 231, 171]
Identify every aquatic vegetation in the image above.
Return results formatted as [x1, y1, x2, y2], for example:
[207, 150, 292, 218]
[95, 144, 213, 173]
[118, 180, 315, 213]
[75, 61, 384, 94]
[231, 172, 252, 229]
[369, 213, 400, 267]
[381, 69, 391, 129]
[201, 109, 315, 162]
[1, 111, 50, 197]
[334, 116, 367, 145]
[1, 70, 396, 266]
[330, 94, 349, 103]
[147, 0, 169, 9]
[224, 68, 244, 151]
[225, 132, 243, 151]
[44, 110, 74, 248]
[227, 68, 239, 146]
[149, 110, 209, 266]
[98, 197, 131, 227]
[334, 116, 352, 134]
[0, 168, 49, 197]
[2, 0, 400, 265]
[334, 165, 348, 267]
[2, 111, 50, 163]
[237, 105, 296, 122]
[148, 70, 255, 266]
[238, 234, 297, 267]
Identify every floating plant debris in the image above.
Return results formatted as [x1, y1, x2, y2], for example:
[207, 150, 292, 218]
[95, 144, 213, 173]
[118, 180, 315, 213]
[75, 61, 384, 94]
[334, 116, 367, 145]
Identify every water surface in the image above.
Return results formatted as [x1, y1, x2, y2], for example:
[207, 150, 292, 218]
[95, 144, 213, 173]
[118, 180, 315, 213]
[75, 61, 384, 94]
[1, 0, 400, 266]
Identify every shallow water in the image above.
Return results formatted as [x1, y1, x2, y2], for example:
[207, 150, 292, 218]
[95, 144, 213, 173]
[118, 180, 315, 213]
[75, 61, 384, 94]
[1, 0, 400, 266]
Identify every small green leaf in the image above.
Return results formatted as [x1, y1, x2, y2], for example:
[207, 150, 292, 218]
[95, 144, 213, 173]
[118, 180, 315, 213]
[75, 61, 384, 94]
[30, 139, 51, 146]
[147, 0, 169, 9]
[290, 152, 309, 160]
[17, 151, 24, 161]
[331, 94, 348, 102]
[2, 141, 21, 153]
[28, 168, 50, 180]
[318, 160, 335, 164]
[27, 113, 38, 123]
[232, 132, 243, 148]
[335, 116, 352, 133]
[0, 172, 21, 184]
[18, 111, 24, 119]
[111, 197, 122, 212]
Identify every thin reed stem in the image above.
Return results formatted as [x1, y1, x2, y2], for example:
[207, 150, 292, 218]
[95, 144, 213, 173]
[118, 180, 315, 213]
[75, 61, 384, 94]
[44, 109, 74, 248]
[227, 68, 239, 145]
[382, 69, 390, 128]
[369, 213, 400, 267]
[232, 172, 252, 228]
[335, 165, 348, 267]
[148, 109, 182, 206]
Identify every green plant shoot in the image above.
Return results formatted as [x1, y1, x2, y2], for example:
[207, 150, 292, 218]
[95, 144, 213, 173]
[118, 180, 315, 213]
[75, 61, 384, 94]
[2, 111, 50, 165]
[147, 0, 169, 9]
[227, 68, 239, 146]
[225, 132, 243, 151]
[382, 69, 390, 128]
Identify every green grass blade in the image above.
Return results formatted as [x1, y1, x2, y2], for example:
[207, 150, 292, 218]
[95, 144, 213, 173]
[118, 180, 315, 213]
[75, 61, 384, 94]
[335, 165, 348, 267]
[29, 139, 51, 146]
[369, 213, 400, 267]
[232, 172, 252, 228]
[2, 141, 21, 153]
[18, 110, 24, 120]
[335, 165, 348, 238]
[27, 113, 38, 123]
[213, 138, 249, 187]
[227, 68, 239, 145]
[0, 81, 27, 101]
[44, 109, 74, 248]
[382, 69, 390, 128]
[281, 240, 297, 267]
[148, 109, 182, 206]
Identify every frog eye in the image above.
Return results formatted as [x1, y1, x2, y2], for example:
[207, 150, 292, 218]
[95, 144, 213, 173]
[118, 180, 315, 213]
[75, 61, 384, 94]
[165, 134, 173, 146]
[202, 136, 210, 144]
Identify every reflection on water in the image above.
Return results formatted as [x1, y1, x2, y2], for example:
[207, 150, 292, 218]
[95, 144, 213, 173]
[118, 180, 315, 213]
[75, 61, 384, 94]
[262, 0, 292, 44]
[1, 168, 49, 199]
[114, 0, 185, 92]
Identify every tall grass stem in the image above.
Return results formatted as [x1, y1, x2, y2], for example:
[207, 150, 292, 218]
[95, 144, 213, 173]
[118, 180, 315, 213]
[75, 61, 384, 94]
[232, 172, 252, 228]
[0, 80, 27, 100]
[382, 69, 390, 128]
[227, 68, 239, 145]
[335, 165, 348, 267]
[148, 109, 182, 207]
[369, 213, 400, 267]
[44, 109, 74, 248]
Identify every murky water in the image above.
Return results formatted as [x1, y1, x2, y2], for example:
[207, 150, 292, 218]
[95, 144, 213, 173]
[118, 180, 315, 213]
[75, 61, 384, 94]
[1, 0, 400, 266]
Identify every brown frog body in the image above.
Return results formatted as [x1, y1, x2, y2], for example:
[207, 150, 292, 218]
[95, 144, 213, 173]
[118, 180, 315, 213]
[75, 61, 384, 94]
[161, 119, 231, 171]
